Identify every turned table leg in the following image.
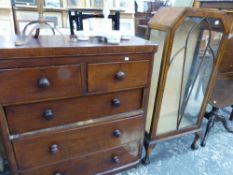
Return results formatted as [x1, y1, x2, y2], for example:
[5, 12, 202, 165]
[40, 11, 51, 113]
[201, 107, 218, 147]
[201, 106, 233, 147]
[215, 115, 233, 133]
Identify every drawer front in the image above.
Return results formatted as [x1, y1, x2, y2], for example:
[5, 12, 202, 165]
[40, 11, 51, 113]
[88, 61, 150, 92]
[0, 65, 82, 104]
[20, 142, 140, 175]
[6, 89, 142, 134]
[13, 115, 144, 170]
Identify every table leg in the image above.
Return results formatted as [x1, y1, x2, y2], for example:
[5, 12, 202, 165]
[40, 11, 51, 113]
[201, 107, 218, 147]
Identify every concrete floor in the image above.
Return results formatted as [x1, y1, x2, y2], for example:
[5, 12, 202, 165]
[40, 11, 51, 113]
[120, 108, 233, 175]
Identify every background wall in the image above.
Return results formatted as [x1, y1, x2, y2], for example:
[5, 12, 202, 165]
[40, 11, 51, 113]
[174, 0, 194, 7]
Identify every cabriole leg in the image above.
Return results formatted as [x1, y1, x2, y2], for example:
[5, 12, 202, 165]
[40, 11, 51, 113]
[142, 142, 156, 165]
[191, 131, 202, 150]
[229, 105, 233, 121]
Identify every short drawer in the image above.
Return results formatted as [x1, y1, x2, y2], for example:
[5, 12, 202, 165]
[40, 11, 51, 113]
[6, 89, 142, 134]
[13, 115, 144, 170]
[20, 141, 140, 175]
[87, 61, 150, 92]
[0, 64, 82, 104]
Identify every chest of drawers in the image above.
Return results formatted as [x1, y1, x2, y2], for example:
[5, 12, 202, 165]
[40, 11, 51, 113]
[0, 36, 157, 175]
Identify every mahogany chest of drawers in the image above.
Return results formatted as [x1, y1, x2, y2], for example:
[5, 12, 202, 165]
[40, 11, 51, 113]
[0, 36, 157, 175]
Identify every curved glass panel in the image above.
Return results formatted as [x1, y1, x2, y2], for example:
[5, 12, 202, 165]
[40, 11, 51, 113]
[156, 17, 224, 135]
[146, 29, 167, 133]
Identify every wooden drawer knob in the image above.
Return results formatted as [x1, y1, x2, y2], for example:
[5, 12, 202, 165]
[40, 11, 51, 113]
[112, 98, 121, 107]
[112, 156, 120, 164]
[115, 71, 125, 80]
[43, 109, 54, 120]
[113, 129, 121, 137]
[54, 172, 63, 175]
[50, 144, 59, 154]
[38, 77, 50, 89]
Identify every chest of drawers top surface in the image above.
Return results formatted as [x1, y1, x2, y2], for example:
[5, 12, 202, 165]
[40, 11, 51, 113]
[0, 36, 157, 59]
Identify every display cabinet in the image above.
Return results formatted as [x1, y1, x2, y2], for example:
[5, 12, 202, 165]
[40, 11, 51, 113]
[143, 7, 232, 164]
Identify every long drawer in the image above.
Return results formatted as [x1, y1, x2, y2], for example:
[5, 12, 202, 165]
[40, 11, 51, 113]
[0, 64, 82, 104]
[88, 61, 150, 92]
[6, 89, 142, 134]
[13, 115, 144, 170]
[19, 141, 140, 175]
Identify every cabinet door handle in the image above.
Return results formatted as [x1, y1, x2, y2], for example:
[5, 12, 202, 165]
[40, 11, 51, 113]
[43, 109, 54, 120]
[38, 77, 50, 89]
[112, 156, 120, 164]
[50, 144, 59, 154]
[112, 98, 121, 107]
[115, 71, 125, 80]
